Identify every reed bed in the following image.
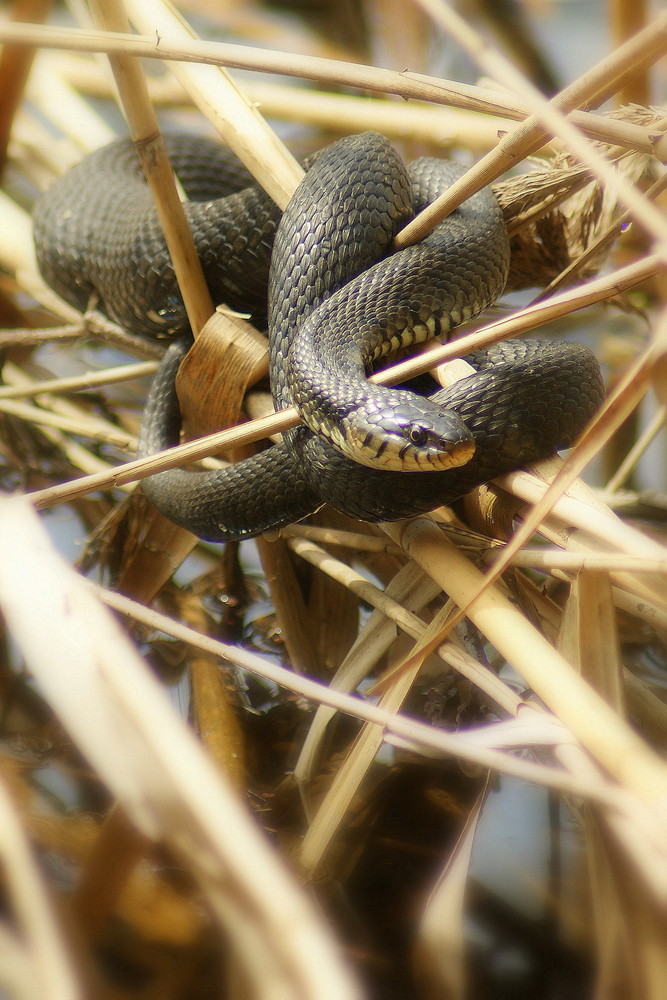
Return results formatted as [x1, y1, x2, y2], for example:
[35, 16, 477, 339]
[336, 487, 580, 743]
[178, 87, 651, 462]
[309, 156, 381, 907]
[0, 1, 666, 997]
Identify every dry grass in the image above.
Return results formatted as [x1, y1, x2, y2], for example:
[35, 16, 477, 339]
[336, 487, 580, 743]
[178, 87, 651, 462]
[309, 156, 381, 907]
[1, 1, 667, 998]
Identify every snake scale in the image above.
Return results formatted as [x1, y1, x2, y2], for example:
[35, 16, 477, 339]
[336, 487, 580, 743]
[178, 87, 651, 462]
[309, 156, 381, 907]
[33, 131, 604, 540]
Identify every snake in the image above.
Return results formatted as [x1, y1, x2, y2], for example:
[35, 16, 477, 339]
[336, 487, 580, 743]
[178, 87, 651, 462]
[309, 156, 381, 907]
[33, 131, 604, 541]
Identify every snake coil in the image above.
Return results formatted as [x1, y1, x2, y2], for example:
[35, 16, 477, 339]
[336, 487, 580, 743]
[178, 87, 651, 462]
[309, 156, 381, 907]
[33, 131, 604, 540]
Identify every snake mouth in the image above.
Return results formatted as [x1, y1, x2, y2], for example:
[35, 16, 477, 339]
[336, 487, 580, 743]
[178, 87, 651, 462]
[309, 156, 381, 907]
[405, 437, 475, 472]
[436, 438, 476, 470]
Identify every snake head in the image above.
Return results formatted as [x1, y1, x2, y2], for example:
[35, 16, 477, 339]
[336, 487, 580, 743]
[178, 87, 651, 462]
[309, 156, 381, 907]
[342, 396, 476, 472]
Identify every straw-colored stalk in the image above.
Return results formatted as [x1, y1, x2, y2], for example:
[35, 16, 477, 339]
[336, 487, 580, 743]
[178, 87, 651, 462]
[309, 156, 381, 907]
[1, 0, 667, 991]
[0, 19, 665, 155]
[0, 498, 365, 1000]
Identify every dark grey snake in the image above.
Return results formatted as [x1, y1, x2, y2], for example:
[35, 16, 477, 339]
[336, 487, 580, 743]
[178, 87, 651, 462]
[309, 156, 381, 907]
[33, 131, 604, 540]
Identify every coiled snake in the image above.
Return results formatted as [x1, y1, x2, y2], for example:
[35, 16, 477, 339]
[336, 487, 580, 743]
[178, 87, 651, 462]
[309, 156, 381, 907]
[33, 132, 604, 540]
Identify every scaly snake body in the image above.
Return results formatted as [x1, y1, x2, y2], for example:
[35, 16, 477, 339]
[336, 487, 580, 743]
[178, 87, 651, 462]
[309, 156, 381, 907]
[33, 132, 604, 540]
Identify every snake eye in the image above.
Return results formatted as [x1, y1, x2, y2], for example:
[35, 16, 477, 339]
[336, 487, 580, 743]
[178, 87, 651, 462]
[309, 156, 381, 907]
[408, 425, 429, 447]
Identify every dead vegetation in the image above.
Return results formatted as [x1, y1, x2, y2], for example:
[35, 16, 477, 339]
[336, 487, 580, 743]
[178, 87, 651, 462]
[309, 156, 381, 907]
[0, 1, 667, 998]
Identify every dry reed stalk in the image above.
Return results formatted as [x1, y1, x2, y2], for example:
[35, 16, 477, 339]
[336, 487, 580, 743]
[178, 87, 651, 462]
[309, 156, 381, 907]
[173, 591, 247, 789]
[2, 0, 667, 991]
[623, 671, 667, 748]
[254, 535, 322, 676]
[0, 397, 135, 447]
[561, 571, 625, 708]
[284, 523, 403, 554]
[381, 518, 667, 808]
[0, 360, 158, 398]
[87, 0, 214, 339]
[0, 20, 663, 154]
[604, 403, 666, 491]
[21, 249, 660, 511]
[59, 572, 631, 802]
[611, 586, 667, 634]
[414, 787, 489, 1000]
[610, 0, 651, 106]
[501, 549, 667, 573]
[560, 562, 667, 1000]
[58, 54, 518, 152]
[124, 0, 303, 207]
[0, 324, 81, 349]
[0, 774, 84, 999]
[0, 498, 365, 1000]
[395, 1, 667, 248]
